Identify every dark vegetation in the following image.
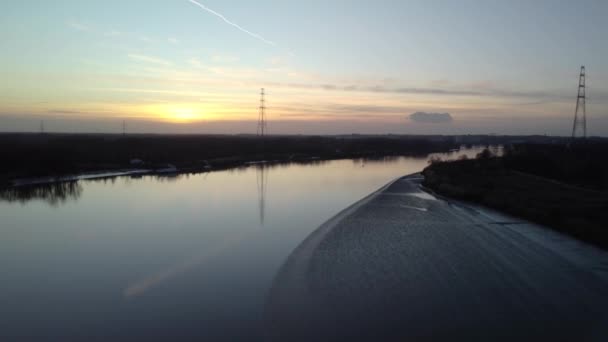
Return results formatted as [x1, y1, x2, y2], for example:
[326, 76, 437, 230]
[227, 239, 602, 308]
[501, 142, 608, 191]
[0, 133, 466, 187]
[423, 140, 608, 249]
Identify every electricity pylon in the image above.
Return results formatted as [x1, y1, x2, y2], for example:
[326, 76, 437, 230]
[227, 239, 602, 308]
[571, 66, 587, 138]
[257, 88, 267, 137]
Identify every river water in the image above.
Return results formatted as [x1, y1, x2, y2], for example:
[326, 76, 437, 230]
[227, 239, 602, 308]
[0, 147, 490, 341]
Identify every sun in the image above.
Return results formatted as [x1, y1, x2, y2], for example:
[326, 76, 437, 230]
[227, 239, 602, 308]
[170, 107, 201, 123]
[145, 104, 205, 123]
[137, 102, 239, 123]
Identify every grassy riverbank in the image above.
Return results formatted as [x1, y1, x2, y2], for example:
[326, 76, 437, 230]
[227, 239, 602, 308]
[422, 142, 608, 249]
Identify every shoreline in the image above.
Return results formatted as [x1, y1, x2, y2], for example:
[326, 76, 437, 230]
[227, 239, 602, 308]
[0, 133, 469, 189]
[265, 173, 608, 341]
[422, 157, 608, 250]
[3, 153, 433, 189]
[4, 155, 345, 188]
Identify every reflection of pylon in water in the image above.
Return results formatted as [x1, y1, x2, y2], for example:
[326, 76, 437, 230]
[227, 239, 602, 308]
[256, 165, 268, 226]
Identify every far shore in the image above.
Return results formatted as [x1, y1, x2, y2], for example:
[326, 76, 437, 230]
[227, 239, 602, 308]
[7, 154, 352, 188]
[0, 133, 584, 189]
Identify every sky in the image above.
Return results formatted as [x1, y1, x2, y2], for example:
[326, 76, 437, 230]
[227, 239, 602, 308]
[1, 0, 607, 135]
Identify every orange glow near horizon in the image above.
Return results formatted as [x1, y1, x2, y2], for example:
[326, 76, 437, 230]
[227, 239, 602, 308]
[140, 104, 207, 123]
[167, 107, 203, 123]
[137, 102, 257, 123]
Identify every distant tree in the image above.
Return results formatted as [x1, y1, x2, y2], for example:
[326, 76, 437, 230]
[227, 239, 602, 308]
[476, 148, 493, 160]
[458, 155, 469, 161]
[428, 156, 443, 164]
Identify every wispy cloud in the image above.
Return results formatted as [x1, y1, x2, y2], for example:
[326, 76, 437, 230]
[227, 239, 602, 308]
[188, 0, 276, 46]
[269, 56, 285, 66]
[212, 55, 240, 63]
[104, 30, 122, 37]
[279, 113, 399, 120]
[138, 35, 155, 43]
[189, 57, 205, 69]
[168, 37, 179, 45]
[128, 54, 173, 66]
[47, 109, 88, 115]
[278, 82, 575, 101]
[67, 21, 90, 32]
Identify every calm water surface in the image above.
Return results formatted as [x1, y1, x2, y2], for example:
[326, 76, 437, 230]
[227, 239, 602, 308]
[0, 148, 489, 340]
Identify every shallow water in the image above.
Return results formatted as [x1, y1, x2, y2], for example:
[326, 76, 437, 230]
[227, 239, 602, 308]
[0, 147, 489, 341]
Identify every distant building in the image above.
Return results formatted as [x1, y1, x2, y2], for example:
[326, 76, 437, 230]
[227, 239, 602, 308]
[157, 164, 178, 174]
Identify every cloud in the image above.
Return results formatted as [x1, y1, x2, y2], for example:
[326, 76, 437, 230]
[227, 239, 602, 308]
[409, 112, 454, 124]
[279, 113, 398, 120]
[269, 56, 285, 66]
[277, 82, 576, 101]
[47, 109, 89, 115]
[138, 35, 155, 43]
[105, 30, 122, 37]
[327, 104, 408, 115]
[188, 0, 276, 46]
[270, 102, 415, 121]
[188, 57, 205, 69]
[168, 37, 179, 44]
[67, 21, 90, 32]
[128, 54, 172, 66]
[212, 55, 240, 63]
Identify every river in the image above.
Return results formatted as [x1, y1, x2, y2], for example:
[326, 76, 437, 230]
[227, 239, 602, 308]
[0, 147, 491, 341]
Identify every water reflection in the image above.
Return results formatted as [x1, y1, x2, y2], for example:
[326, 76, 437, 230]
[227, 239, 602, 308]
[155, 174, 186, 183]
[0, 181, 82, 206]
[256, 165, 268, 226]
[352, 156, 403, 165]
[0, 147, 498, 207]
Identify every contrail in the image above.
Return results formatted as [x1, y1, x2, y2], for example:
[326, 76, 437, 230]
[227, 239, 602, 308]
[188, 0, 276, 46]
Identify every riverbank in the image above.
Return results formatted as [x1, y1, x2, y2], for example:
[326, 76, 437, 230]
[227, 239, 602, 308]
[0, 133, 463, 188]
[5, 155, 322, 188]
[422, 155, 608, 249]
[5, 153, 431, 189]
[2, 133, 589, 189]
[266, 175, 608, 341]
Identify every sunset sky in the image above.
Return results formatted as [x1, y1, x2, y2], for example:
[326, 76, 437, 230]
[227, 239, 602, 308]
[1, 0, 607, 135]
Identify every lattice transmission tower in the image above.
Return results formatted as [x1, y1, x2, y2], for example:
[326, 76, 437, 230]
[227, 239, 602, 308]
[257, 88, 267, 137]
[571, 66, 586, 138]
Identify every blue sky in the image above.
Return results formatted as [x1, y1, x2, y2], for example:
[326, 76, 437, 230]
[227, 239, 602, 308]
[1, 0, 607, 135]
